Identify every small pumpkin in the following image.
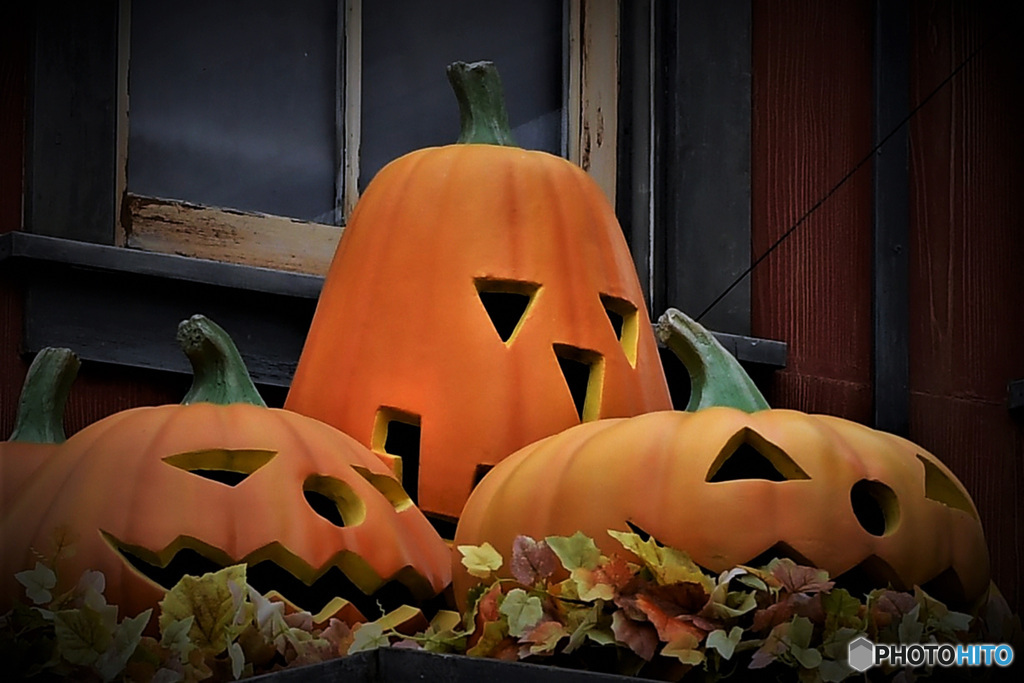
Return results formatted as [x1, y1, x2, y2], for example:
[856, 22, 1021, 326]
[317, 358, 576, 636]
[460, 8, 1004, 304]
[453, 309, 990, 611]
[286, 62, 671, 525]
[1, 347, 80, 513]
[1, 316, 451, 623]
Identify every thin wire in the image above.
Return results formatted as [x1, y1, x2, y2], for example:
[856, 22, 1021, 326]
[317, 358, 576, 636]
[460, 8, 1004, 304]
[694, 24, 1004, 324]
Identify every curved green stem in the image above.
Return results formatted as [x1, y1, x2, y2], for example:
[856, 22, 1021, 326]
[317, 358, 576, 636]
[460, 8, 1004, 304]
[177, 315, 266, 407]
[655, 308, 770, 413]
[446, 61, 517, 147]
[9, 347, 80, 444]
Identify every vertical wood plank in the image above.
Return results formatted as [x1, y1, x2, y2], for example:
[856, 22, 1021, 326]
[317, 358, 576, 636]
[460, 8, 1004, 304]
[908, 0, 1024, 613]
[25, 0, 121, 243]
[1, 3, 29, 235]
[751, 0, 875, 420]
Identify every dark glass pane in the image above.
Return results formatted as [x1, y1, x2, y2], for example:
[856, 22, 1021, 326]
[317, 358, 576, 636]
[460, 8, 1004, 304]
[128, 0, 337, 222]
[360, 0, 562, 190]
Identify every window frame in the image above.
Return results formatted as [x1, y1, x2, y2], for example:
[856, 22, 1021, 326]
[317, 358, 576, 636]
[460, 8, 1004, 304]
[25, 0, 620, 276]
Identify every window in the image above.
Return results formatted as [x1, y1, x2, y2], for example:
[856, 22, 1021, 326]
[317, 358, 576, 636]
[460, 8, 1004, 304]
[109, 0, 619, 275]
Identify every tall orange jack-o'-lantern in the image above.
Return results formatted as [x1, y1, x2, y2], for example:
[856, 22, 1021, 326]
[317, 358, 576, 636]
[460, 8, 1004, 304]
[286, 62, 671, 526]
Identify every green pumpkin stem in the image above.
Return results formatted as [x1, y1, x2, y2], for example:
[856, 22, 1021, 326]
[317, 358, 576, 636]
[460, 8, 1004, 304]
[656, 308, 771, 413]
[447, 61, 517, 147]
[177, 315, 267, 407]
[9, 347, 80, 444]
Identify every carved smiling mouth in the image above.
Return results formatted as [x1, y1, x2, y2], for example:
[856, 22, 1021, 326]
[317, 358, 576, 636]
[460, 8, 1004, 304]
[102, 532, 425, 621]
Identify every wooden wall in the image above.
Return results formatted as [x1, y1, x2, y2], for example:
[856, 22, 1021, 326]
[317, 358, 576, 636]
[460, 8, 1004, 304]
[752, 0, 1022, 613]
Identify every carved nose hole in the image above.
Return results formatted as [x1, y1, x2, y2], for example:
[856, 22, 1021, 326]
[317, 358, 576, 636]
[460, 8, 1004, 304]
[850, 479, 900, 537]
[303, 475, 366, 527]
[600, 294, 640, 367]
[372, 408, 422, 504]
[553, 344, 604, 422]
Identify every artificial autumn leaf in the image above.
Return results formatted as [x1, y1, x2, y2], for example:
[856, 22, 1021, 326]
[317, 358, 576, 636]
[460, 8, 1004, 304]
[633, 588, 710, 644]
[321, 618, 355, 656]
[913, 586, 973, 637]
[458, 542, 504, 579]
[422, 611, 469, 654]
[570, 567, 615, 602]
[94, 608, 151, 682]
[702, 578, 758, 621]
[868, 588, 918, 632]
[53, 606, 112, 666]
[608, 530, 714, 591]
[510, 536, 559, 586]
[466, 620, 518, 660]
[750, 620, 790, 669]
[160, 615, 196, 660]
[158, 564, 248, 654]
[661, 630, 704, 665]
[520, 620, 568, 656]
[787, 615, 823, 669]
[15, 562, 57, 606]
[499, 589, 544, 637]
[227, 637, 245, 680]
[752, 599, 795, 633]
[897, 604, 924, 645]
[563, 602, 602, 654]
[821, 589, 864, 634]
[769, 559, 834, 596]
[547, 531, 603, 571]
[348, 622, 389, 655]
[705, 626, 744, 661]
[611, 610, 658, 661]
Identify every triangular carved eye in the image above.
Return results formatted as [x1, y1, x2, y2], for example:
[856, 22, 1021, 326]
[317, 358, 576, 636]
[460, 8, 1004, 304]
[553, 344, 604, 422]
[706, 429, 810, 482]
[917, 455, 978, 519]
[475, 278, 540, 344]
[601, 294, 640, 367]
[163, 449, 277, 486]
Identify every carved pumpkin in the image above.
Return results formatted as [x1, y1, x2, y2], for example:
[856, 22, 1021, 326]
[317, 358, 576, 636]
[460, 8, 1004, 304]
[286, 62, 671, 526]
[0, 316, 451, 623]
[453, 309, 990, 611]
[1, 347, 79, 513]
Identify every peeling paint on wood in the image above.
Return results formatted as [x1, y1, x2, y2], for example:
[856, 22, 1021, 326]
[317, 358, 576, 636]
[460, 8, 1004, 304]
[123, 194, 342, 276]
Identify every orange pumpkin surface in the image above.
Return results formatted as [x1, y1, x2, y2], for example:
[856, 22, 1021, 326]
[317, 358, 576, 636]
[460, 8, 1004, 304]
[286, 62, 671, 524]
[0, 317, 451, 623]
[452, 310, 990, 611]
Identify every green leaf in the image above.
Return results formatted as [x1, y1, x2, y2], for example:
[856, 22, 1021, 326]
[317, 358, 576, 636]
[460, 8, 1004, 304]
[788, 615, 815, 650]
[706, 627, 744, 660]
[898, 604, 924, 644]
[564, 603, 602, 654]
[819, 658, 857, 682]
[792, 644, 823, 670]
[458, 543, 504, 579]
[546, 532, 603, 571]
[15, 562, 57, 605]
[53, 606, 112, 666]
[465, 620, 512, 659]
[349, 622, 389, 655]
[158, 564, 248, 654]
[160, 615, 196, 659]
[498, 589, 544, 638]
[95, 608, 152, 682]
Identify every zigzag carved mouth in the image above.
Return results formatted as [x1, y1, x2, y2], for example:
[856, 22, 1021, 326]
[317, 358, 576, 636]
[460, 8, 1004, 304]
[102, 532, 423, 621]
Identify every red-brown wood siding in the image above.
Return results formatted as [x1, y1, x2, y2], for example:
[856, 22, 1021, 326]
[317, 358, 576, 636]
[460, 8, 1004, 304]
[751, 0, 875, 423]
[908, 0, 1023, 613]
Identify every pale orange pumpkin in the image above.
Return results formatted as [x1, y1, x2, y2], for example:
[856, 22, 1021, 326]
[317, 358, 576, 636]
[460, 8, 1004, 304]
[0, 316, 451, 623]
[286, 62, 671, 526]
[452, 309, 990, 611]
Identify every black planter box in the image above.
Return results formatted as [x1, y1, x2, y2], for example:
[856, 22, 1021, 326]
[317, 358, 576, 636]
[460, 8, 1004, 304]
[249, 647, 638, 682]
